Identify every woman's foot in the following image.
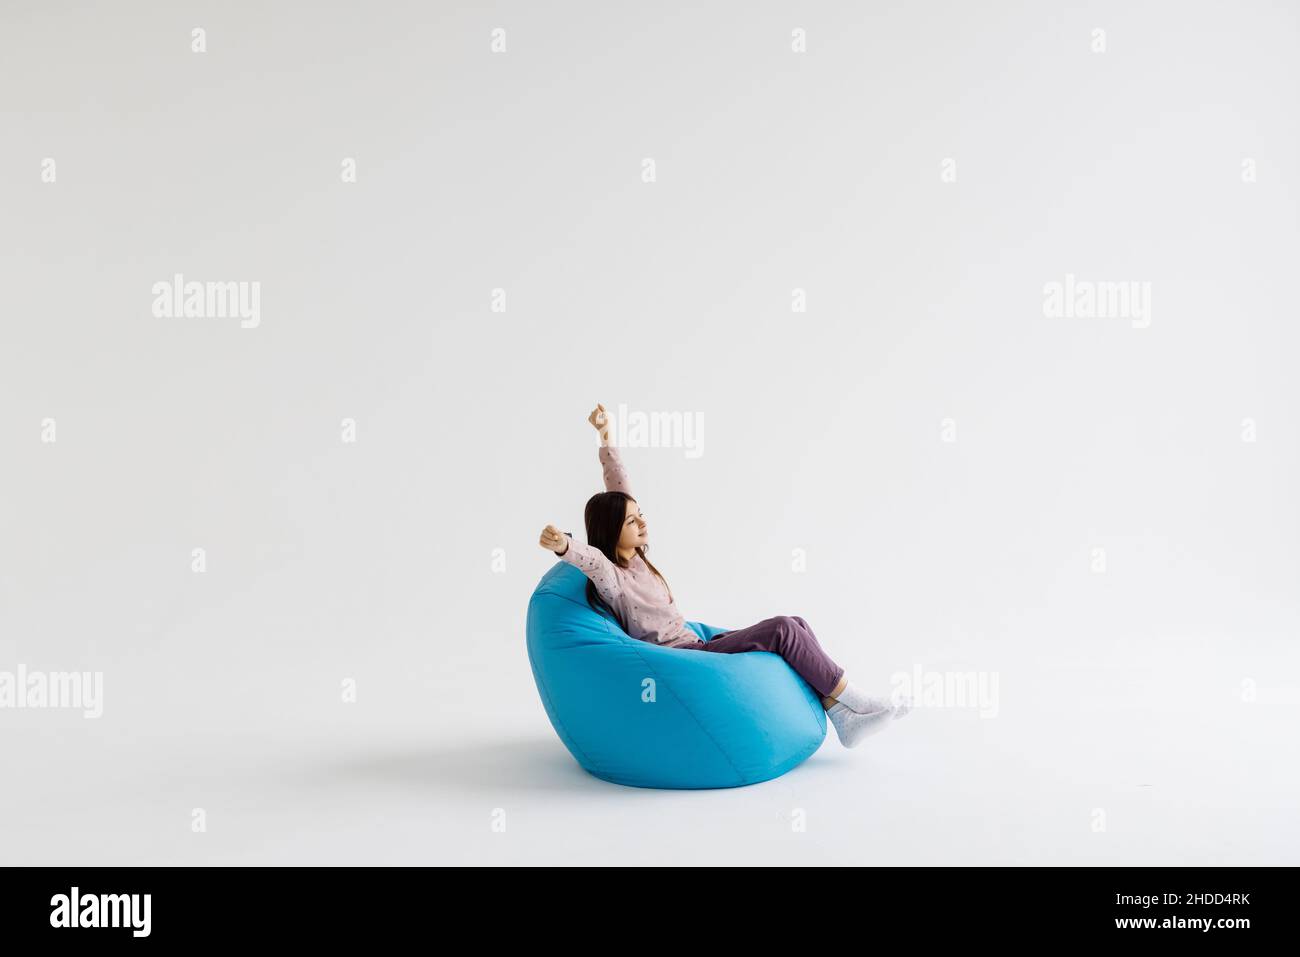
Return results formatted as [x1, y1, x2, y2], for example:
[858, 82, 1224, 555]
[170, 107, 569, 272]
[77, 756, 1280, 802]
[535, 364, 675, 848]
[827, 697, 910, 748]
[830, 679, 898, 716]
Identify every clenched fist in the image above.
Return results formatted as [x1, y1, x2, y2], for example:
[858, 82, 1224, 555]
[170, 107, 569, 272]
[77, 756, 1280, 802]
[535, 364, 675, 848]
[587, 403, 610, 443]
[539, 524, 569, 555]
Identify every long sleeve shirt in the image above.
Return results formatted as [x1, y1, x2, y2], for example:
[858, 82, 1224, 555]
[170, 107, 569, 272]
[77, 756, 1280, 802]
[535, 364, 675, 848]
[557, 444, 702, 648]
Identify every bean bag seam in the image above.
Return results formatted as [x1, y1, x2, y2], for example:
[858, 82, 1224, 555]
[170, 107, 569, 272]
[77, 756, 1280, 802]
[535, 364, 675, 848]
[538, 590, 747, 785]
[797, 680, 828, 729]
[788, 731, 825, 769]
[599, 617, 746, 787]
[689, 618, 823, 738]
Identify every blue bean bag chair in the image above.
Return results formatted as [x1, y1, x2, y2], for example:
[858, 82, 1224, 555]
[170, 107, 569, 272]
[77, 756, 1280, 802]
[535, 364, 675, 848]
[526, 562, 828, 789]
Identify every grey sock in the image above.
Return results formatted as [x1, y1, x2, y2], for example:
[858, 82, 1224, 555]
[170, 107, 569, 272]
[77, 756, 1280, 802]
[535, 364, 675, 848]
[827, 701, 896, 748]
[833, 680, 893, 715]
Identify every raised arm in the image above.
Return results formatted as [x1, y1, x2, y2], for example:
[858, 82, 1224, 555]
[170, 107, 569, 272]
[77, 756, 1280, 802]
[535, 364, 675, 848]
[589, 403, 633, 497]
[598, 445, 633, 497]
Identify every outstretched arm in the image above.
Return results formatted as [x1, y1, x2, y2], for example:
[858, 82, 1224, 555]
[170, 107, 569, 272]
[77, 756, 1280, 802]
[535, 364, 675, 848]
[588, 403, 633, 497]
[539, 523, 623, 608]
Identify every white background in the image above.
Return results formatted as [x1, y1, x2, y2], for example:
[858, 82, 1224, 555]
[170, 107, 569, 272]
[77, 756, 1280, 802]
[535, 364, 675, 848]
[1, 0, 1297, 864]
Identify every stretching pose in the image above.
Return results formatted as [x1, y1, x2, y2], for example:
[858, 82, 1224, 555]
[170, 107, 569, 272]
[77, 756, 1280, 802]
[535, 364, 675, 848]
[538, 403, 911, 748]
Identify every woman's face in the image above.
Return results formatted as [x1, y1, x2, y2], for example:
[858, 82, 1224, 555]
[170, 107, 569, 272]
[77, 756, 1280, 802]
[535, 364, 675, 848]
[618, 499, 647, 551]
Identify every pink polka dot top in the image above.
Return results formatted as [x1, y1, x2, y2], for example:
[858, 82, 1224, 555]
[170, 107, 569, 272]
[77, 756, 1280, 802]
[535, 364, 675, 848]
[556, 444, 702, 648]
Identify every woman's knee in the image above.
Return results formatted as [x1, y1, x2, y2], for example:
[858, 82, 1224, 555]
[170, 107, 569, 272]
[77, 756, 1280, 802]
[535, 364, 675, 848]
[778, 614, 811, 635]
[782, 615, 821, 648]
[771, 615, 806, 645]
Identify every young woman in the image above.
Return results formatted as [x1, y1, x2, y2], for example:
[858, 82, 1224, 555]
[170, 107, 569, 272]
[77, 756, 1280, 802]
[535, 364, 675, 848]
[538, 404, 911, 748]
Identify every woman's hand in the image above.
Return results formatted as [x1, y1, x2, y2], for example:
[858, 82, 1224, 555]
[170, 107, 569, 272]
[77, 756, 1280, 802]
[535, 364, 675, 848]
[539, 524, 569, 555]
[587, 403, 610, 444]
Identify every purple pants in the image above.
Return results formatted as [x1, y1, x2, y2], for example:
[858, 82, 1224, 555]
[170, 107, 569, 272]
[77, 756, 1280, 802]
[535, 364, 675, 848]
[685, 615, 845, 698]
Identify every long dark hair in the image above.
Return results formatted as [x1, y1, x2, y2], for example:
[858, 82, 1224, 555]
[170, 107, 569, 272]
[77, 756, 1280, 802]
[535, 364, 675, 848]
[580, 490, 672, 633]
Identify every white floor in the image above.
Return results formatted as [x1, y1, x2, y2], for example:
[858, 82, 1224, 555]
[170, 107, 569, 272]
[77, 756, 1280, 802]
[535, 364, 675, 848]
[5, 637, 1296, 866]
